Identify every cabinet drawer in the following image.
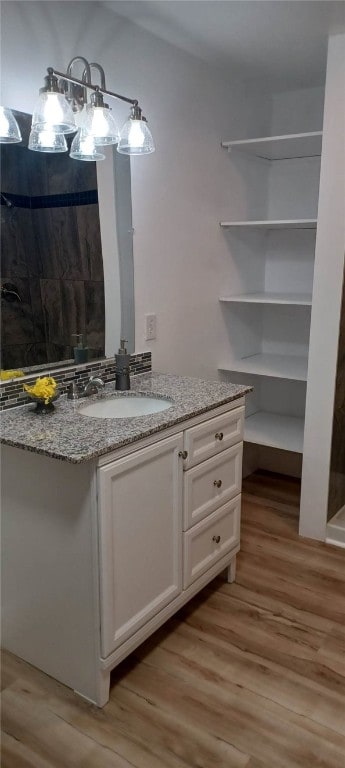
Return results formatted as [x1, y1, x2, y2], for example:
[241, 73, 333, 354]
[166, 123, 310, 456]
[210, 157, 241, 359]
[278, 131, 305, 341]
[183, 407, 244, 469]
[183, 496, 241, 588]
[183, 443, 243, 530]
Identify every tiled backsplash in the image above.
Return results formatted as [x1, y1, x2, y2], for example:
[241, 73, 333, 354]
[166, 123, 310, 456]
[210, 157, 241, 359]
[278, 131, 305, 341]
[0, 352, 152, 411]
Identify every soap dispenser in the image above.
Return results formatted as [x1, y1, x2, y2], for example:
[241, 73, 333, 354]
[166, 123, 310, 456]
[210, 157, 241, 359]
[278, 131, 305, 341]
[115, 338, 131, 390]
[72, 334, 89, 364]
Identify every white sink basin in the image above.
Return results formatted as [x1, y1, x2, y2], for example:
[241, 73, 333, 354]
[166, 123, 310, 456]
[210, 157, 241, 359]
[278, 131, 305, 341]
[79, 394, 173, 419]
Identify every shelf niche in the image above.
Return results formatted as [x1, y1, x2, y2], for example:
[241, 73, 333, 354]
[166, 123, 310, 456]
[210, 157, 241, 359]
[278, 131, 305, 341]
[245, 412, 304, 454]
[219, 219, 317, 230]
[221, 131, 323, 161]
[219, 292, 312, 306]
[219, 353, 308, 382]
[219, 124, 321, 465]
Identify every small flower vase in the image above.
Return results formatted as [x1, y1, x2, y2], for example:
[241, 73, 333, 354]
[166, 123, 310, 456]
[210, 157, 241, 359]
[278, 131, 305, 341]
[34, 399, 56, 414]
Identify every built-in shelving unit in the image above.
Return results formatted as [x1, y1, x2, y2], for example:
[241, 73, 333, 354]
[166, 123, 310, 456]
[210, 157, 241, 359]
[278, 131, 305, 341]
[221, 131, 322, 161]
[219, 292, 312, 306]
[219, 128, 322, 454]
[219, 353, 308, 381]
[245, 412, 304, 453]
[220, 219, 317, 230]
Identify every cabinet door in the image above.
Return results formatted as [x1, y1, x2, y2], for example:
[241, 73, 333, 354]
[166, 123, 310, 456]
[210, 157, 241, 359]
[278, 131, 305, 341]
[98, 433, 183, 657]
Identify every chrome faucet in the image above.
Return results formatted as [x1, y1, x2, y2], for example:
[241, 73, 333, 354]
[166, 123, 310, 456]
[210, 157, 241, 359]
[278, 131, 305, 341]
[67, 376, 105, 400]
[83, 377, 105, 396]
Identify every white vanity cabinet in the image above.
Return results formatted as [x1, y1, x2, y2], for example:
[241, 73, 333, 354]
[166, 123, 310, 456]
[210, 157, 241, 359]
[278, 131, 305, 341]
[1, 398, 244, 707]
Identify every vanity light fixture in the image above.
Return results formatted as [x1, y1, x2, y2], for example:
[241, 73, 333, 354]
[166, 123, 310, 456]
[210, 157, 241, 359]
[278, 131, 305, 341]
[69, 129, 105, 162]
[31, 69, 76, 134]
[28, 128, 68, 153]
[27, 57, 155, 160]
[80, 91, 120, 146]
[117, 105, 155, 155]
[0, 106, 22, 143]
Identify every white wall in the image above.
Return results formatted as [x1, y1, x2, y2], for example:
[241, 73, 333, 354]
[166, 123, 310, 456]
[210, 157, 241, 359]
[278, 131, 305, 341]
[0, 0, 270, 379]
[270, 85, 325, 134]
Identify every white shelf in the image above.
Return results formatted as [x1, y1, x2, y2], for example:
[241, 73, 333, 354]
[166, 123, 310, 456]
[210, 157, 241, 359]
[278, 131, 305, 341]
[219, 292, 312, 306]
[219, 127, 321, 460]
[221, 131, 323, 160]
[245, 412, 304, 453]
[220, 219, 317, 230]
[219, 353, 308, 381]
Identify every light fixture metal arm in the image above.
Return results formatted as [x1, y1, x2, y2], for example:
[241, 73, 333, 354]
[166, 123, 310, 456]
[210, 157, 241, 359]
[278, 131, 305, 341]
[84, 63, 106, 90]
[65, 57, 91, 111]
[51, 68, 138, 107]
[67, 57, 91, 84]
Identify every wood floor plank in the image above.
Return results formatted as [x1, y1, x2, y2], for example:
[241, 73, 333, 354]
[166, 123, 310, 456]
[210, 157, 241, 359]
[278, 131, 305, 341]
[179, 599, 345, 695]
[1, 469, 345, 768]
[118, 657, 345, 768]
[316, 630, 345, 678]
[1, 731, 55, 768]
[213, 581, 338, 635]
[3, 673, 196, 768]
[240, 525, 345, 582]
[155, 615, 345, 736]
[235, 555, 345, 624]
[107, 684, 250, 768]
[47, 683, 244, 768]
[1, 685, 136, 768]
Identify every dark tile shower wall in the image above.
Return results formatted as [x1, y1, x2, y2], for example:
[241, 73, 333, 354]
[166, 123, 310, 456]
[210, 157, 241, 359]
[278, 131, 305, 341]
[1, 120, 105, 370]
[328, 264, 345, 519]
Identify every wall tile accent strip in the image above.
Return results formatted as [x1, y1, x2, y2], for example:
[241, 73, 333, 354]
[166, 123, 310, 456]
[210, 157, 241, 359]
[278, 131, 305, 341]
[0, 353, 152, 411]
[1, 190, 98, 209]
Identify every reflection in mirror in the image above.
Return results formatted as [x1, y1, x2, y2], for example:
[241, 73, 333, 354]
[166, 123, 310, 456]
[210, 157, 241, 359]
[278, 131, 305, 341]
[0, 111, 134, 377]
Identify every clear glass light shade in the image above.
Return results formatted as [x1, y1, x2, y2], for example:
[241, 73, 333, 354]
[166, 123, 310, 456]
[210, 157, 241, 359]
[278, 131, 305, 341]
[73, 107, 86, 130]
[80, 104, 119, 145]
[28, 128, 68, 153]
[69, 129, 105, 161]
[32, 92, 76, 134]
[0, 106, 22, 143]
[117, 118, 155, 155]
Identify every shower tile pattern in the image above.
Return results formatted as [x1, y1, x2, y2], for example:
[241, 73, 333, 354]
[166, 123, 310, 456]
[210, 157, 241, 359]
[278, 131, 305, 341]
[1, 113, 105, 370]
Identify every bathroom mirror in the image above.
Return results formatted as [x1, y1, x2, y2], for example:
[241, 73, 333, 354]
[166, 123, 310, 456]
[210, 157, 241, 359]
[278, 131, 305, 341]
[0, 110, 134, 375]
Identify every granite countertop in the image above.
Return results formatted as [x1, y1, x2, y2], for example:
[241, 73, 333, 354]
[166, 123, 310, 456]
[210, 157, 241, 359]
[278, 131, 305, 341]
[0, 372, 251, 463]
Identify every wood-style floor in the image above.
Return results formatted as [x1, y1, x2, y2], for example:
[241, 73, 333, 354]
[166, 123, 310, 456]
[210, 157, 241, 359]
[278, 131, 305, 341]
[2, 471, 345, 767]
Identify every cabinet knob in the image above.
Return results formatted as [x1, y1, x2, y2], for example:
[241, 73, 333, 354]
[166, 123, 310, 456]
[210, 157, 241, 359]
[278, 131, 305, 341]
[178, 450, 188, 460]
[215, 432, 224, 441]
[213, 479, 222, 488]
[212, 535, 221, 544]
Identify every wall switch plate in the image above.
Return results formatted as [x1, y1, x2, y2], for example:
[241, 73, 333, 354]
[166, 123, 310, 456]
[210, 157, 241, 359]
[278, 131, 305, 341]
[145, 313, 157, 341]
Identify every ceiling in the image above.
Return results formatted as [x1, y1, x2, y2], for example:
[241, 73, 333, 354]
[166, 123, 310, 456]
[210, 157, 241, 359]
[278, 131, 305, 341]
[103, 1, 345, 91]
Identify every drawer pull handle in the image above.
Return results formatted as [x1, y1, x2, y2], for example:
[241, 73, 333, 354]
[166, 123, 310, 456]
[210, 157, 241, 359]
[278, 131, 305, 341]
[215, 432, 224, 441]
[212, 535, 221, 544]
[178, 450, 188, 460]
[213, 479, 222, 488]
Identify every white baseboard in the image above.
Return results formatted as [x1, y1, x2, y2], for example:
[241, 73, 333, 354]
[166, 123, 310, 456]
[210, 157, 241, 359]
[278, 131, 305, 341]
[325, 536, 345, 549]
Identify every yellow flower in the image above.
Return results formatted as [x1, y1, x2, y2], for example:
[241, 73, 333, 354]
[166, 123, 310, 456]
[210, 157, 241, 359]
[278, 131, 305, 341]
[0, 369, 24, 381]
[24, 376, 58, 405]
